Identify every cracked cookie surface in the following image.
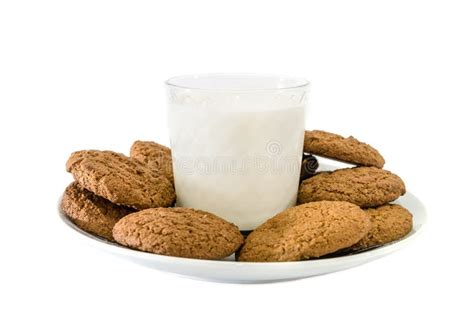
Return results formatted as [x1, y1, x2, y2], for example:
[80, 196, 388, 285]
[66, 150, 176, 209]
[304, 130, 385, 168]
[352, 204, 413, 250]
[237, 201, 370, 262]
[130, 140, 174, 184]
[112, 207, 244, 260]
[298, 167, 405, 208]
[61, 182, 133, 241]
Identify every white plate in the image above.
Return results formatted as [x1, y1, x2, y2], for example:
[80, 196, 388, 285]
[58, 167, 427, 284]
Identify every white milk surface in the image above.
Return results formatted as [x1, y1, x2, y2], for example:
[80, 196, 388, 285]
[168, 104, 305, 230]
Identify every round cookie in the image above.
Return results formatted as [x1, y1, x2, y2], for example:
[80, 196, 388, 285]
[130, 140, 174, 185]
[237, 201, 371, 262]
[61, 182, 133, 241]
[352, 204, 413, 250]
[298, 167, 406, 208]
[112, 207, 244, 260]
[66, 150, 176, 210]
[304, 130, 385, 168]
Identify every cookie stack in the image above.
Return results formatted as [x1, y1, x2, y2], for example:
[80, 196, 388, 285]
[61, 132, 413, 262]
[238, 130, 412, 262]
[61, 145, 244, 260]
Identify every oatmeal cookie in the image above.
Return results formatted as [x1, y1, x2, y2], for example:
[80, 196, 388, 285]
[237, 201, 370, 262]
[113, 207, 244, 260]
[304, 130, 385, 168]
[61, 182, 133, 241]
[298, 167, 405, 208]
[130, 141, 174, 184]
[353, 204, 413, 250]
[66, 150, 175, 209]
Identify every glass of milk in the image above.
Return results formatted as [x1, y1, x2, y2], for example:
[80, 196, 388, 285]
[166, 74, 309, 230]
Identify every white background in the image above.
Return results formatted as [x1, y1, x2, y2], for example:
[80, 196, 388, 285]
[1, 0, 473, 313]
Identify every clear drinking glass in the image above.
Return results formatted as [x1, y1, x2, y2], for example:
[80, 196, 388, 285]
[165, 74, 309, 230]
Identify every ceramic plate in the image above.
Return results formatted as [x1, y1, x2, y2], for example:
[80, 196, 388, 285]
[58, 164, 427, 283]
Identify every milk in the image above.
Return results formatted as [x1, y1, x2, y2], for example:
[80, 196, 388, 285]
[168, 103, 305, 230]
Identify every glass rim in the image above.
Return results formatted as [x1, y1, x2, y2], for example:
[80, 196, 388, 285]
[165, 73, 310, 92]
